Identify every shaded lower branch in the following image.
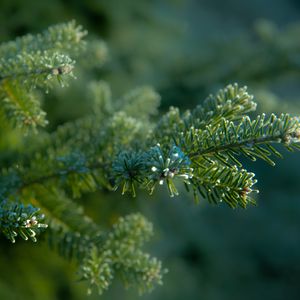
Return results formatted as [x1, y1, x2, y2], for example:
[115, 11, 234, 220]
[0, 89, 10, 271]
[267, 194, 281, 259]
[0, 64, 74, 84]
[19, 161, 108, 192]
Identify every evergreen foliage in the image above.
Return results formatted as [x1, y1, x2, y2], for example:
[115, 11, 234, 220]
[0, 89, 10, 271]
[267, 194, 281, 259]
[0, 200, 47, 243]
[0, 21, 300, 297]
[0, 21, 86, 131]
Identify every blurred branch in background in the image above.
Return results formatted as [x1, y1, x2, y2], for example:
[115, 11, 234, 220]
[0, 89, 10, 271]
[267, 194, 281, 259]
[160, 20, 300, 113]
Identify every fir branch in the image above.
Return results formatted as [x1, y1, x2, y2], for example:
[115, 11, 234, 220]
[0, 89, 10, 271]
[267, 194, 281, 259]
[0, 200, 47, 243]
[22, 83, 155, 157]
[0, 155, 109, 204]
[0, 21, 299, 296]
[22, 186, 99, 237]
[3, 85, 298, 208]
[112, 150, 145, 197]
[21, 187, 165, 294]
[20, 187, 165, 295]
[0, 81, 47, 130]
[0, 108, 151, 200]
[0, 21, 87, 60]
[0, 52, 75, 89]
[143, 144, 194, 197]
[191, 162, 257, 207]
[19, 160, 108, 198]
[110, 86, 300, 204]
[153, 83, 257, 142]
[183, 114, 300, 166]
[0, 21, 87, 131]
[79, 213, 166, 295]
[183, 83, 257, 129]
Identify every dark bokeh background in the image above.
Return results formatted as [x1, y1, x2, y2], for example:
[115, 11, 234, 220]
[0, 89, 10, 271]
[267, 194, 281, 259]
[0, 0, 300, 299]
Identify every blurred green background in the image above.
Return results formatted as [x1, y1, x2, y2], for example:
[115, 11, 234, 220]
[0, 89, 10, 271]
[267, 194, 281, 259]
[1, 0, 300, 299]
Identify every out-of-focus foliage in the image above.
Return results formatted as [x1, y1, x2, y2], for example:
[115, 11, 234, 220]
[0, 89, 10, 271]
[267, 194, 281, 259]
[1, 0, 300, 300]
